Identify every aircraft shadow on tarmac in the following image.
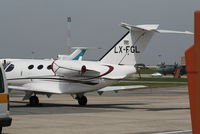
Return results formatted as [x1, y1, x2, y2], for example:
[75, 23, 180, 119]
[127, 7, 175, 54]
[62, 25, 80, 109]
[10, 101, 147, 109]
[10, 101, 189, 116]
[87, 105, 189, 111]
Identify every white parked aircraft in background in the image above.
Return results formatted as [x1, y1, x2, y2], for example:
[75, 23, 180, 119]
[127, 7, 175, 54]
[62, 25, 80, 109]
[151, 73, 163, 77]
[3, 23, 192, 106]
[57, 47, 87, 61]
[0, 47, 87, 66]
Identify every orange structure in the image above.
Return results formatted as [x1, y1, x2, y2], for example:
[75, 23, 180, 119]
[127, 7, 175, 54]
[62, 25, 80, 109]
[185, 11, 200, 134]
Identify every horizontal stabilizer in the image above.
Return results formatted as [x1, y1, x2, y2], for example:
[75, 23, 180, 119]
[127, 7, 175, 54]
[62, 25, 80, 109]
[121, 22, 193, 34]
[121, 23, 159, 31]
[156, 30, 193, 34]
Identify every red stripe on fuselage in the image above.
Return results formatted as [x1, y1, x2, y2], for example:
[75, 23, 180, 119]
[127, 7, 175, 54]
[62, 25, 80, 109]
[84, 65, 114, 80]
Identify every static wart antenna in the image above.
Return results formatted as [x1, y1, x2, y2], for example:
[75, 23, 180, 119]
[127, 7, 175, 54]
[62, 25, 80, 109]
[66, 16, 72, 54]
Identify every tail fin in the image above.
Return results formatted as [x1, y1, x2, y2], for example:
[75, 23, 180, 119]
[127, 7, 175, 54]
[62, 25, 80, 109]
[99, 23, 192, 65]
[58, 47, 87, 60]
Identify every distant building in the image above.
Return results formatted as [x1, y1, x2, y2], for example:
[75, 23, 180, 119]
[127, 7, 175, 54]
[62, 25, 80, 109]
[181, 56, 186, 65]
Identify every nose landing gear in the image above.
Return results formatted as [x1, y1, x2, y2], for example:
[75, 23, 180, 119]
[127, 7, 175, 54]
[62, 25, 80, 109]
[29, 95, 39, 106]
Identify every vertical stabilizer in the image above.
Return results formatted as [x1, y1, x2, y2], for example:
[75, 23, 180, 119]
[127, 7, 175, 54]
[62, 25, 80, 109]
[99, 23, 158, 65]
[99, 23, 192, 65]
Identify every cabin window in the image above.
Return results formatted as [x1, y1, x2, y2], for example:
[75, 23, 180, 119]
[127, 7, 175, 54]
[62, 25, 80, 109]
[28, 65, 34, 70]
[0, 69, 5, 93]
[37, 65, 43, 70]
[5, 64, 14, 72]
[47, 65, 51, 70]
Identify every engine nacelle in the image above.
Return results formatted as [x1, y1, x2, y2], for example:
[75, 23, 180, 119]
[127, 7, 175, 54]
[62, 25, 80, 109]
[51, 60, 87, 76]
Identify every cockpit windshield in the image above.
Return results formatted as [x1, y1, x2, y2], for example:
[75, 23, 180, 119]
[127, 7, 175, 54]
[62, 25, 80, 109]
[5, 64, 14, 72]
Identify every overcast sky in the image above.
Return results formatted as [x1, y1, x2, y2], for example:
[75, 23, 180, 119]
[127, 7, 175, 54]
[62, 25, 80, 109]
[0, 0, 198, 65]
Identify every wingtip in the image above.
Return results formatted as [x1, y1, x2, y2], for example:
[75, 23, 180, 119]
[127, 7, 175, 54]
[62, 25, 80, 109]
[185, 31, 194, 35]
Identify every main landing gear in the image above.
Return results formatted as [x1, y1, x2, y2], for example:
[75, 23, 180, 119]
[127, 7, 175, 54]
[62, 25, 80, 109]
[29, 95, 39, 106]
[76, 95, 87, 106]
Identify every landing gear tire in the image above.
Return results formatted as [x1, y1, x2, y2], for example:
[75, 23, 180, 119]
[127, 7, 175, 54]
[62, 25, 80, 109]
[77, 96, 87, 106]
[29, 96, 39, 106]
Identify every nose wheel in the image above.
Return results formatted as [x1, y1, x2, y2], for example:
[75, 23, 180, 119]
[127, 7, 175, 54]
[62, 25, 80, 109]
[29, 96, 39, 106]
[76, 95, 87, 106]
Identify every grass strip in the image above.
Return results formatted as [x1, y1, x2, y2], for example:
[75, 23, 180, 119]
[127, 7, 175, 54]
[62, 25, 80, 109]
[114, 81, 187, 88]
[126, 77, 188, 82]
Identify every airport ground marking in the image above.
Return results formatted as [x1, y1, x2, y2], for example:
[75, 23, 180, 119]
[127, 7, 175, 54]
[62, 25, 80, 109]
[152, 130, 192, 134]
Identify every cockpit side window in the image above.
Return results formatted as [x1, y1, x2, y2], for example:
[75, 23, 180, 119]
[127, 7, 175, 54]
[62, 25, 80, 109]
[47, 65, 51, 70]
[0, 69, 5, 93]
[5, 64, 14, 72]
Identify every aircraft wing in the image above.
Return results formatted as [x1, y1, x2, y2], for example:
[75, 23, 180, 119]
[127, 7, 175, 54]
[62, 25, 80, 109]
[8, 82, 64, 94]
[9, 82, 146, 94]
[97, 85, 147, 95]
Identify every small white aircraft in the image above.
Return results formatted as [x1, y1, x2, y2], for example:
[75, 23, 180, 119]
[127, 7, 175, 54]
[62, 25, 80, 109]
[4, 23, 192, 106]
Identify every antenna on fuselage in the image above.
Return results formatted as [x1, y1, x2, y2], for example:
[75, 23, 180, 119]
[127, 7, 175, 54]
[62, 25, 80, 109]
[31, 51, 35, 59]
[65, 16, 72, 54]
